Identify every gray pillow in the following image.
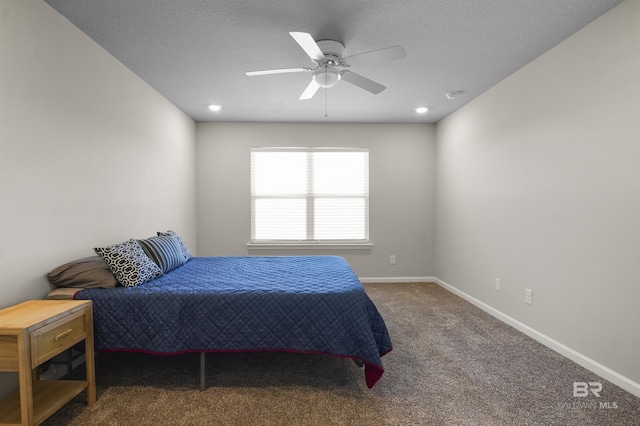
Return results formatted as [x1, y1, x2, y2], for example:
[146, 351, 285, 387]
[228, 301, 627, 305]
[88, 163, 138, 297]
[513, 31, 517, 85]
[47, 256, 118, 288]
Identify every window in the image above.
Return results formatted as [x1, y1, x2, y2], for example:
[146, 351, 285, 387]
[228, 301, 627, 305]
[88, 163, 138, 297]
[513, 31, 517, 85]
[251, 147, 369, 244]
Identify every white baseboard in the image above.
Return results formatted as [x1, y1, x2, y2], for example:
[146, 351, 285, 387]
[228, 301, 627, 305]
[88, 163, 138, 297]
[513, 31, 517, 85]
[432, 277, 640, 398]
[359, 276, 436, 283]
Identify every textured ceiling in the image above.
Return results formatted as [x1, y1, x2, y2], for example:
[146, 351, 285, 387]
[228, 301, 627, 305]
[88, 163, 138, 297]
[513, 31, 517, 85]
[44, 0, 622, 123]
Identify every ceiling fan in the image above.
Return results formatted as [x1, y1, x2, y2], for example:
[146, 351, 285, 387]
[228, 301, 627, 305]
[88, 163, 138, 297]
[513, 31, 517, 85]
[246, 32, 406, 100]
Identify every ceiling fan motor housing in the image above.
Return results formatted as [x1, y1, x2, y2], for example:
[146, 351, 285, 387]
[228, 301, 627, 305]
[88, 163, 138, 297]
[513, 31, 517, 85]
[316, 40, 345, 65]
[311, 40, 345, 88]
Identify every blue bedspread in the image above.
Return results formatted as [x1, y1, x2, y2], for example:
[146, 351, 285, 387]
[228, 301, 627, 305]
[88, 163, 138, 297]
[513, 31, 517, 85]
[75, 256, 392, 387]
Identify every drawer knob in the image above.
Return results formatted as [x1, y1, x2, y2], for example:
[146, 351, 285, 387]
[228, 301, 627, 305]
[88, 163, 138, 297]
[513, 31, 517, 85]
[54, 328, 73, 341]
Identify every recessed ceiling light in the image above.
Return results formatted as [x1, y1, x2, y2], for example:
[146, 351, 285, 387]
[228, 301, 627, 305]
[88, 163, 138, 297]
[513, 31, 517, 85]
[208, 104, 222, 112]
[445, 91, 463, 100]
[415, 107, 428, 114]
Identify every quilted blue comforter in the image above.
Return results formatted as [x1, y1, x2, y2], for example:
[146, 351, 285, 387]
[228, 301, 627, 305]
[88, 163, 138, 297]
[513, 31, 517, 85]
[75, 256, 392, 387]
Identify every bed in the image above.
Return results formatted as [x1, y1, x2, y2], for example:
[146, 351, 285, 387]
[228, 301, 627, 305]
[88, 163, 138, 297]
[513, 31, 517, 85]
[52, 255, 392, 388]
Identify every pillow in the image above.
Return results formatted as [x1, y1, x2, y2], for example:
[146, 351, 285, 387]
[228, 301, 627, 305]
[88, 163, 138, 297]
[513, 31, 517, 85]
[47, 256, 118, 289]
[157, 230, 192, 261]
[94, 239, 162, 287]
[46, 287, 82, 300]
[137, 234, 185, 274]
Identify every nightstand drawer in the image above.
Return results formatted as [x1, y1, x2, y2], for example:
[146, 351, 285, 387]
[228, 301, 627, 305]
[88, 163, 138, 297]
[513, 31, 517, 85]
[31, 312, 86, 366]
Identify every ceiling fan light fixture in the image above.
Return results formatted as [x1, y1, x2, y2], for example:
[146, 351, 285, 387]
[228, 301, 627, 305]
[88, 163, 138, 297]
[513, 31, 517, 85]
[313, 69, 341, 88]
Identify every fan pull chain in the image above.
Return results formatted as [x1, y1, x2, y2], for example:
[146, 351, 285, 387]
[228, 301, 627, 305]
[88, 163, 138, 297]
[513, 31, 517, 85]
[325, 87, 328, 118]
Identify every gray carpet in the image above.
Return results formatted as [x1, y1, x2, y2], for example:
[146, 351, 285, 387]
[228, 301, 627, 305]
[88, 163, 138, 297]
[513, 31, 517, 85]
[44, 282, 639, 425]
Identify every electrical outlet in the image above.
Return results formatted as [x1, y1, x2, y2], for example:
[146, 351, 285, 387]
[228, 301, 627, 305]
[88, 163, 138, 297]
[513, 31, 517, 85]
[390, 255, 396, 265]
[495, 278, 501, 292]
[525, 289, 533, 305]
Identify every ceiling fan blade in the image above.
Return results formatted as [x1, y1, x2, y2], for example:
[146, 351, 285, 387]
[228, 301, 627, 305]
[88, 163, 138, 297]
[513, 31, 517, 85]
[289, 32, 325, 62]
[246, 67, 311, 76]
[341, 71, 386, 94]
[299, 80, 320, 100]
[343, 45, 406, 67]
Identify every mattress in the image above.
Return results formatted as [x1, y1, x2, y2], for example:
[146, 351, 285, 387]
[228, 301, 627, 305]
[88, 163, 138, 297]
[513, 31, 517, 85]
[74, 256, 392, 387]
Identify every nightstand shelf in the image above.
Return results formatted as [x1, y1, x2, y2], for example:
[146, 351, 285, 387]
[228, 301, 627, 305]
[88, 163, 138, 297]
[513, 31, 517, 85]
[0, 300, 96, 426]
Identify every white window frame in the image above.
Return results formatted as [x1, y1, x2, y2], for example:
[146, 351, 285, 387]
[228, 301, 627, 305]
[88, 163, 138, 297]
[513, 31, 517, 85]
[249, 147, 371, 249]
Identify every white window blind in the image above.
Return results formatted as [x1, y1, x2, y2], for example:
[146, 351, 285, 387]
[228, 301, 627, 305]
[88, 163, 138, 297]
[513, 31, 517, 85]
[251, 147, 369, 243]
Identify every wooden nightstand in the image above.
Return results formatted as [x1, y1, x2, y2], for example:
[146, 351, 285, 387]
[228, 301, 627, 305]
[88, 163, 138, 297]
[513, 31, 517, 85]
[0, 300, 96, 425]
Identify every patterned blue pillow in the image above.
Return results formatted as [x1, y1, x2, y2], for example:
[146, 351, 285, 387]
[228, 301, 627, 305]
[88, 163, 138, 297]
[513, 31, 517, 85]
[94, 239, 162, 287]
[157, 230, 192, 261]
[138, 235, 185, 273]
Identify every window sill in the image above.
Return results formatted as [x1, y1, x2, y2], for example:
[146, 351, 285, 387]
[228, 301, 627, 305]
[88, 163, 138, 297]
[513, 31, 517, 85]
[247, 242, 374, 250]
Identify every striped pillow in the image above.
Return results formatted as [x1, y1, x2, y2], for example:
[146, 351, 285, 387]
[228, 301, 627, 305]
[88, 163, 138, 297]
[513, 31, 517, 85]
[138, 235, 185, 273]
[157, 230, 192, 262]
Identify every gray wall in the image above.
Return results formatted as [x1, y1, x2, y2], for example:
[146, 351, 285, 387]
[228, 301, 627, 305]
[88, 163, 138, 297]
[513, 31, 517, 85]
[0, 0, 197, 347]
[0, 0, 197, 394]
[196, 122, 436, 280]
[435, 0, 640, 389]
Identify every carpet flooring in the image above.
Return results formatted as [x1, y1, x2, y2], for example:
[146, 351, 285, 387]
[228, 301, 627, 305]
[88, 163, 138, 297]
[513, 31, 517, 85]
[44, 282, 639, 425]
